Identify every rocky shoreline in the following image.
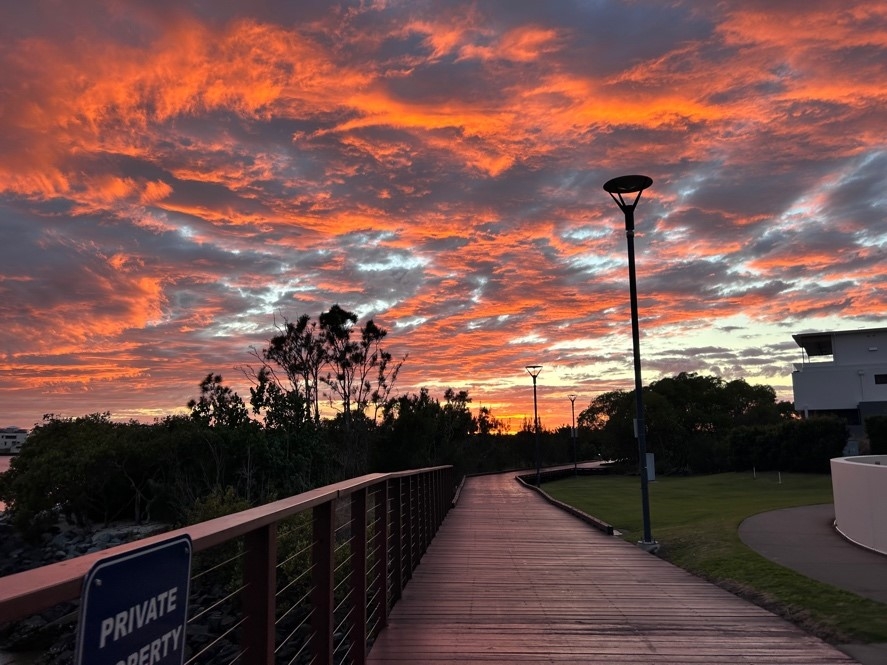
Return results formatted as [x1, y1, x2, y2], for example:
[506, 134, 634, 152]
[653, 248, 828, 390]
[0, 512, 169, 663]
[0, 513, 169, 579]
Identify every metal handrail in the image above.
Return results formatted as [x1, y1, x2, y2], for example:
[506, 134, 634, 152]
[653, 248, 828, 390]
[0, 465, 454, 665]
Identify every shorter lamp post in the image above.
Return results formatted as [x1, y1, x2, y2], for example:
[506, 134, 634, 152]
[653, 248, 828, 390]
[526, 365, 542, 485]
[568, 394, 578, 474]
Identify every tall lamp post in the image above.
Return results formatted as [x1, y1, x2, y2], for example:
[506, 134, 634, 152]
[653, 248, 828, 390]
[568, 394, 578, 474]
[603, 174, 656, 549]
[526, 365, 542, 486]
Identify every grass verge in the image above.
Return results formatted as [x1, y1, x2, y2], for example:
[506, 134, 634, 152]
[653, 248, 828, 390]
[543, 471, 887, 644]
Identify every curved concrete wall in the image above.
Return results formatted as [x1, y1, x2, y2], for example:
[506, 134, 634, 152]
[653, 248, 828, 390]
[830, 455, 887, 555]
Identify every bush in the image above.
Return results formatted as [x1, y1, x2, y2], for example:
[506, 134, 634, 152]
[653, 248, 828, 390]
[866, 416, 887, 455]
[727, 416, 846, 473]
[0, 414, 334, 538]
[727, 425, 777, 471]
[0, 414, 174, 535]
[778, 417, 846, 473]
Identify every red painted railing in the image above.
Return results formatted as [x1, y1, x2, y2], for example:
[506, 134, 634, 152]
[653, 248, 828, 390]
[0, 466, 455, 664]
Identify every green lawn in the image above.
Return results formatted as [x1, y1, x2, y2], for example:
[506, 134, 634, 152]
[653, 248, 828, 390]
[543, 471, 887, 644]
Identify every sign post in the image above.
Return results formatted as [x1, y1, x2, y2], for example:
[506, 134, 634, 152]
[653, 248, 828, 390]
[76, 534, 192, 665]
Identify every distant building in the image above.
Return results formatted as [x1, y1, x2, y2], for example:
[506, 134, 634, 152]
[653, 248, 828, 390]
[792, 328, 887, 438]
[0, 426, 28, 454]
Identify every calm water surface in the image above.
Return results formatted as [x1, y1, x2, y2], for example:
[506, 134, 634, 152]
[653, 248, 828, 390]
[0, 455, 11, 510]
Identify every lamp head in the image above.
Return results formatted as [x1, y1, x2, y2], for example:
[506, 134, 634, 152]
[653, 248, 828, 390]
[525, 364, 542, 378]
[603, 174, 653, 215]
[603, 175, 653, 194]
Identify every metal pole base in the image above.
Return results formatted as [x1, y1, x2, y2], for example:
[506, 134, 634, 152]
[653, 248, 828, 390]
[636, 540, 660, 554]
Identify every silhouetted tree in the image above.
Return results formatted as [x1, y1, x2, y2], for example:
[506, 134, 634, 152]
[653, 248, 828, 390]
[188, 373, 250, 429]
[377, 388, 441, 470]
[476, 406, 508, 436]
[258, 313, 325, 424]
[577, 373, 798, 473]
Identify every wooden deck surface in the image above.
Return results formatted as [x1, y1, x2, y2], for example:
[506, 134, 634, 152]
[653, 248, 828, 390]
[367, 472, 854, 664]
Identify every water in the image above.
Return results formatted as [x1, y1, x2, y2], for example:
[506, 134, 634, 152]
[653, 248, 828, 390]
[0, 456, 11, 511]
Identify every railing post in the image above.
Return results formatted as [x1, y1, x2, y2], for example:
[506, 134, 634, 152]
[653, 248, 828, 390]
[433, 468, 442, 530]
[403, 476, 414, 580]
[437, 469, 444, 528]
[431, 469, 438, 531]
[390, 477, 403, 602]
[414, 475, 421, 566]
[427, 471, 434, 544]
[441, 468, 449, 520]
[423, 471, 434, 552]
[311, 501, 334, 665]
[427, 471, 434, 536]
[373, 481, 389, 631]
[350, 489, 368, 665]
[242, 524, 277, 665]
[422, 472, 430, 551]
[417, 474, 424, 558]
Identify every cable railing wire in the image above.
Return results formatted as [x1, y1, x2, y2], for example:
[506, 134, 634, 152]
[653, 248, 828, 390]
[184, 615, 247, 665]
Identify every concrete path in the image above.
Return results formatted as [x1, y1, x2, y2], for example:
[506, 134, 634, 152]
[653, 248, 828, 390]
[739, 503, 887, 665]
[739, 504, 887, 604]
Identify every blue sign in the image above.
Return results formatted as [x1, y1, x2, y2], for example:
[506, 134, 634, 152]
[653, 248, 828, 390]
[76, 535, 192, 665]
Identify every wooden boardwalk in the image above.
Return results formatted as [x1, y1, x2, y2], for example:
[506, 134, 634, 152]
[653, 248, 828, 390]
[367, 472, 854, 664]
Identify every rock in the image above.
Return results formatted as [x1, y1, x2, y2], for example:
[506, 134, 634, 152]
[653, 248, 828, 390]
[91, 531, 113, 545]
[48, 533, 68, 549]
[0, 517, 171, 664]
[17, 617, 47, 631]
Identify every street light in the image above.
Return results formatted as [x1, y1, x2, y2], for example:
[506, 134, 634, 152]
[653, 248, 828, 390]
[526, 365, 542, 485]
[568, 394, 578, 474]
[603, 174, 656, 549]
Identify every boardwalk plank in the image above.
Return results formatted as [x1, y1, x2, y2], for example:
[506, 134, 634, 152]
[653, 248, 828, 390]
[367, 473, 854, 664]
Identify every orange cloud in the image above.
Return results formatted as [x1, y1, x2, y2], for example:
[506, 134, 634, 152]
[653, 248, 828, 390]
[1, 1, 884, 430]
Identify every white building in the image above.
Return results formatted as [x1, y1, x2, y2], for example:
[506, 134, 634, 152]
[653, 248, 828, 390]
[792, 327, 887, 432]
[0, 426, 28, 454]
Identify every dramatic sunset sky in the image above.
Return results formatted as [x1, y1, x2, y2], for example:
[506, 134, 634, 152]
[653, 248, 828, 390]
[1, 0, 885, 431]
